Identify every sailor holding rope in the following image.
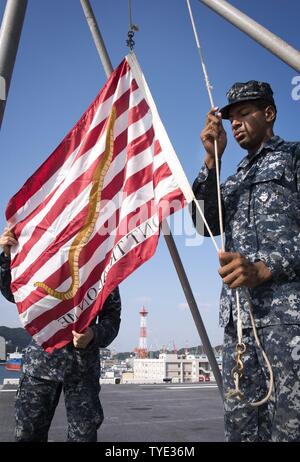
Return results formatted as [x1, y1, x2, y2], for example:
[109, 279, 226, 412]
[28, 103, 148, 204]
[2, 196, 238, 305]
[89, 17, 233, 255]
[192, 80, 300, 442]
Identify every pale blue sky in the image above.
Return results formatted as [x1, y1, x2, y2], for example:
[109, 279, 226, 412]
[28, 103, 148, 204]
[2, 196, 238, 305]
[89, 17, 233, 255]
[0, 0, 299, 352]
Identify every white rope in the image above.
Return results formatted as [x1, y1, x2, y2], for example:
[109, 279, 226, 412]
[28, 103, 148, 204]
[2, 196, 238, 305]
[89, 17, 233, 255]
[245, 290, 274, 407]
[186, 0, 274, 407]
[128, 0, 133, 29]
[186, 0, 224, 251]
[236, 290, 243, 345]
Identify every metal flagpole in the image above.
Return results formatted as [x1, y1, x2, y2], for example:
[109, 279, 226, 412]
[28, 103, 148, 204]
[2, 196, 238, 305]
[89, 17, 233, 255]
[0, 0, 28, 129]
[80, 0, 223, 396]
[160, 221, 223, 392]
[199, 0, 300, 73]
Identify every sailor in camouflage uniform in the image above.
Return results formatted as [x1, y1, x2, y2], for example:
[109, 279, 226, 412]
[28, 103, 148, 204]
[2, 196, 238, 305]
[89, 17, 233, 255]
[192, 81, 300, 442]
[0, 230, 121, 442]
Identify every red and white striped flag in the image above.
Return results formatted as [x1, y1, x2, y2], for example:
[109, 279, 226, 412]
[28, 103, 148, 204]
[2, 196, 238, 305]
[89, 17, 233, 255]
[6, 54, 193, 352]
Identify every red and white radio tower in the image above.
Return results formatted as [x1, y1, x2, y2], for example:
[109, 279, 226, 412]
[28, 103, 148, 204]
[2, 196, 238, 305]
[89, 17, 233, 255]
[135, 306, 148, 359]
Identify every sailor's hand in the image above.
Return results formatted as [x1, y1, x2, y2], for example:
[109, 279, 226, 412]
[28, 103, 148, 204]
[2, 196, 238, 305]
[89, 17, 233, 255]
[201, 107, 227, 169]
[218, 251, 272, 289]
[72, 327, 94, 349]
[0, 227, 17, 258]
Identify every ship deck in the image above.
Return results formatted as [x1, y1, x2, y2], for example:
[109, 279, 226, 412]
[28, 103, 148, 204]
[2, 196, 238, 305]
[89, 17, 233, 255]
[0, 382, 224, 442]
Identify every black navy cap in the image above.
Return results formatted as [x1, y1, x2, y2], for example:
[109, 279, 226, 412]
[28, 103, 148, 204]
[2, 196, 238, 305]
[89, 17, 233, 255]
[220, 80, 276, 119]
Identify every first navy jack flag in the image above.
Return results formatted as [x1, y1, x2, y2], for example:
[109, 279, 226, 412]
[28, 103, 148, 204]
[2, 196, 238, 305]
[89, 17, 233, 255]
[6, 54, 194, 352]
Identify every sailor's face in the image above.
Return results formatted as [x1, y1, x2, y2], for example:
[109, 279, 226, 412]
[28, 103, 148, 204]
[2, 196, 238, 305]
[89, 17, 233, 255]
[228, 101, 269, 152]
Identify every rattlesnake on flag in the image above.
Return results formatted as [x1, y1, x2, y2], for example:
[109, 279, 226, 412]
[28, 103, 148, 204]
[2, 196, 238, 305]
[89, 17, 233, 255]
[34, 107, 117, 300]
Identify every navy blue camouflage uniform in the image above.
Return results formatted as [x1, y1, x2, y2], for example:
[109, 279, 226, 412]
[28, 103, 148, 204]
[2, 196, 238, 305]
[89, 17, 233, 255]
[0, 252, 121, 442]
[193, 128, 300, 440]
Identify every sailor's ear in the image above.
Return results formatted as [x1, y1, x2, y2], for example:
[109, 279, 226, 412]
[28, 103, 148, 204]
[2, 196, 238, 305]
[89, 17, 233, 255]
[265, 105, 276, 123]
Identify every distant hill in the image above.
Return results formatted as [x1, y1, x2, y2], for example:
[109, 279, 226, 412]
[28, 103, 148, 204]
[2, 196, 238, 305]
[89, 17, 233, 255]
[0, 326, 223, 357]
[177, 344, 223, 356]
[0, 326, 31, 353]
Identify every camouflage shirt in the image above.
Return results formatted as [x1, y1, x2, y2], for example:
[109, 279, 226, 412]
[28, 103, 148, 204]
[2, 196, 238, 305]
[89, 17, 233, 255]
[0, 254, 121, 381]
[192, 136, 300, 328]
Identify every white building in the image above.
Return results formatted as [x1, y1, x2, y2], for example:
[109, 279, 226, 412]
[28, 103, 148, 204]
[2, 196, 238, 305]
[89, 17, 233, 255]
[132, 353, 219, 384]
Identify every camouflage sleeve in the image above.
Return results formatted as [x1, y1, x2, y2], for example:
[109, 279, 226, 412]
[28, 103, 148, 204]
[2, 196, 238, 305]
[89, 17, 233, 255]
[191, 163, 223, 236]
[90, 287, 121, 348]
[0, 252, 15, 303]
[254, 143, 300, 282]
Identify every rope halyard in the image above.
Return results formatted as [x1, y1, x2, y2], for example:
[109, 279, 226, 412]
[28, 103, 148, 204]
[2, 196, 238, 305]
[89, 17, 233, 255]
[245, 290, 274, 407]
[186, 0, 274, 407]
[186, 0, 224, 251]
[126, 0, 139, 51]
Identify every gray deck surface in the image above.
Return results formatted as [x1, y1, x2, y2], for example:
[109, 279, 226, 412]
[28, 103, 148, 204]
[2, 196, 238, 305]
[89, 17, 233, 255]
[0, 382, 224, 442]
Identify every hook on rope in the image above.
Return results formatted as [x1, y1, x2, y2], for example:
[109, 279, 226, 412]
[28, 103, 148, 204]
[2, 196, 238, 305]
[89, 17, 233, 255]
[226, 372, 245, 401]
[126, 25, 139, 51]
[225, 341, 246, 401]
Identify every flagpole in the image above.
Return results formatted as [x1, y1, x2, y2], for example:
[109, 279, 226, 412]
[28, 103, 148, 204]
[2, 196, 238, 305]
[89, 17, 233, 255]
[79, 0, 223, 396]
[199, 0, 300, 73]
[160, 221, 223, 392]
[0, 0, 28, 129]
